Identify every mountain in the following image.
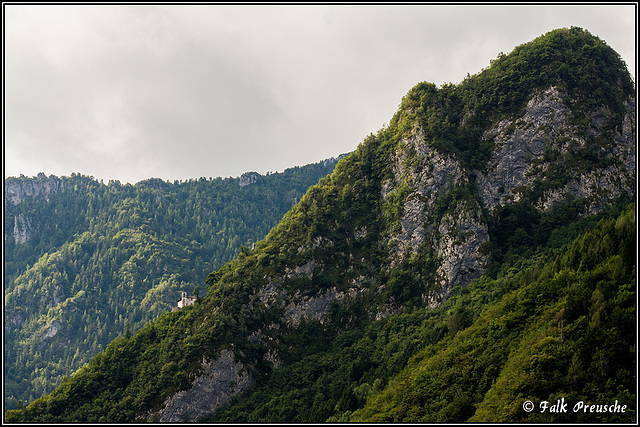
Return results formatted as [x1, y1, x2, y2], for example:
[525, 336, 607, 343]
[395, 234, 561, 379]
[5, 27, 635, 423]
[3, 157, 343, 411]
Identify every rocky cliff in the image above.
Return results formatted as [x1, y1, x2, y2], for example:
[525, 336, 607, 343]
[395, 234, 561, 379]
[4, 173, 67, 245]
[380, 84, 635, 305]
[476, 86, 635, 214]
[150, 349, 254, 422]
[4, 173, 66, 206]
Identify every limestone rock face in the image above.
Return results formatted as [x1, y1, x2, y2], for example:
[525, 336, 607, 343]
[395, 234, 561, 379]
[382, 126, 468, 262]
[283, 287, 346, 326]
[5, 174, 67, 245]
[382, 126, 489, 305]
[238, 172, 260, 187]
[41, 321, 62, 340]
[151, 349, 254, 422]
[476, 86, 636, 214]
[250, 259, 345, 327]
[430, 204, 488, 307]
[476, 86, 567, 211]
[381, 85, 635, 307]
[4, 311, 24, 335]
[13, 213, 33, 245]
[4, 173, 65, 206]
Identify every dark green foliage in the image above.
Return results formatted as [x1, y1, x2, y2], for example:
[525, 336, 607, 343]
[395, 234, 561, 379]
[485, 194, 633, 275]
[349, 205, 635, 423]
[201, 206, 635, 423]
[386, 246, 438, 306]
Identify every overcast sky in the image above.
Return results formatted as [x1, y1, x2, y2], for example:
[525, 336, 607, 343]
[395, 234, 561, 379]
[4, 3, 637, 184]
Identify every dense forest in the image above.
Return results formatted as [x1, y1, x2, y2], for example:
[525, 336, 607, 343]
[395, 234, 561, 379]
[4, 157, 342, 411]
[5, 27, 636, 422]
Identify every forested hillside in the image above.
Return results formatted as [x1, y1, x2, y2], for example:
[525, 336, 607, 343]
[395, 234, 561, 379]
[4, 157, 342, 411]
[5, 27, 636, 423]
[210, 204, 635, 423]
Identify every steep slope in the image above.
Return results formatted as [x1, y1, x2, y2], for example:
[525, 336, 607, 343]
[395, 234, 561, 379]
[5, 27, 635, 423]
[348, 206, 635, 423]
[3, 157, 342, 410]
[207, 204, 634, 423]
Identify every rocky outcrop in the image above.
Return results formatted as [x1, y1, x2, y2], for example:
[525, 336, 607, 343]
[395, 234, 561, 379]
[41, 321, 62, 340]
[251, 260, 346, 327]
[4, 173, 65, 206]
[476, 86, 636, 214]
[4, 311, 24, 335]
[535, 98, 636, 215]
[382, 127, 467, 260]
[151, 349, 253, 422]
[283, 287, 346, 326]
[382, 126, 489, 303]
[42, 284, 65, 309]
[430, 203, 488, 307]
[476, 86, 565, 211]
[5, 174, 67, 245]
[381, 85, 635, 306]
[238, 172, 260, 187]
[13, 213, 33, 244]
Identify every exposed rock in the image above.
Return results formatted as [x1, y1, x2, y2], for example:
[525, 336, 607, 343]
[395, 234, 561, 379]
[152, 349, 254, 422]
[40, 284, 65, 309]
[248, 329, 282, 368]
[41, 321, 61, 340]
[383, 126, 468, 266]
[430, 203, 488, 307]
[251, 259, 343, 327]
[382, 126, 488, 300]
[394, 196, 427, 258]
[13, 213, 32, 245]
[476, 86, 567, 211]
[283, 287, 345, 327]
[4, 173, 65, 206]
[538, 165, 634, 215]
[4, 311, 24, 335]
[380, 86, 635, 307]
[255, 281, 281, 308]
[284, 259, 315, 279]
[537, 99, 636, 215]
[476, 87, 636, 214]
[5, 174, 68, 245]
[238, 172, 260, 187]
[263, 348, 281, 369]
[321, 154, 348, 168]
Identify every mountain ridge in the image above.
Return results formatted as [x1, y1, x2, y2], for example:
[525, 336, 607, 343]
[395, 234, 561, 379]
[3, 157, 343, 411]
[5, 27, 636, 422]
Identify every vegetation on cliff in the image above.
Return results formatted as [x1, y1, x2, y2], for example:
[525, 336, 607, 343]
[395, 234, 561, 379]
[210, 204, 635, 423]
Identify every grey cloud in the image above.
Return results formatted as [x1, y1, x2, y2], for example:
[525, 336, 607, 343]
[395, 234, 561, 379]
[4, 4, 635, 184]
